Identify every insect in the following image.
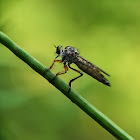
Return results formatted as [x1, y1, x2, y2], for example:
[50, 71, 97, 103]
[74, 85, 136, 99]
[43, 45, 110, 90]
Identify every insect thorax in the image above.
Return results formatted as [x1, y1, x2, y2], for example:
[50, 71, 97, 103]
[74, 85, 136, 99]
[61, 46, 79, 64]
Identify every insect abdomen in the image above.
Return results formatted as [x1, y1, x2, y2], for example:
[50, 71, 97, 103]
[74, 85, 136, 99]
[75, 56, 110, 86]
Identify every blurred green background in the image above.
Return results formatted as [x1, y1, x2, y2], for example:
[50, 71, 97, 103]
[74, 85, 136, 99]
[0, 0, 140, 139]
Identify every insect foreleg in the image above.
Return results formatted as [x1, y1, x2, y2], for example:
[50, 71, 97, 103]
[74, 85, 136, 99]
[49, 60, 63, 69]
[42, 60, 62, 76]
[68, 64, 83, 87]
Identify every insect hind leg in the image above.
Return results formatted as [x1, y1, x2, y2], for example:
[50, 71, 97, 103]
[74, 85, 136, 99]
[68, 64, 83, 88]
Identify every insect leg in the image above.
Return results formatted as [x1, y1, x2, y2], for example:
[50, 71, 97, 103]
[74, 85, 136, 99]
[49, 60, 63, 69]
[56, 65, 68, 76]
[68, 64, 83, 87]
[51, 64, 68, 81]
[42, 60, 62, 76]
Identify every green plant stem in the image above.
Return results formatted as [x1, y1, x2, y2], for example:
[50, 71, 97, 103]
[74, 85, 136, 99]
[0, 31, 134, 140]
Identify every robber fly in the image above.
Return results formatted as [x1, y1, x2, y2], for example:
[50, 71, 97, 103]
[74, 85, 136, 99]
[43, 45, 110, 89]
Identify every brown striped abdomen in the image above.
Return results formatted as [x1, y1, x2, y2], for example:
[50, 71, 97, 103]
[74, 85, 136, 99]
[75, 56, 110, 86]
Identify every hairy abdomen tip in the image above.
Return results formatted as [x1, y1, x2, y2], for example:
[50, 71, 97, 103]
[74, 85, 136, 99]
[102, 78, 111, 87]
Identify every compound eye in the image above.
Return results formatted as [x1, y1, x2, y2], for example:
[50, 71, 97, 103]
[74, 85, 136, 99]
[56, 45, 62, 54]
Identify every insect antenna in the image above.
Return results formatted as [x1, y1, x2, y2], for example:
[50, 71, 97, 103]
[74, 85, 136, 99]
[53, 44, 57, 48]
